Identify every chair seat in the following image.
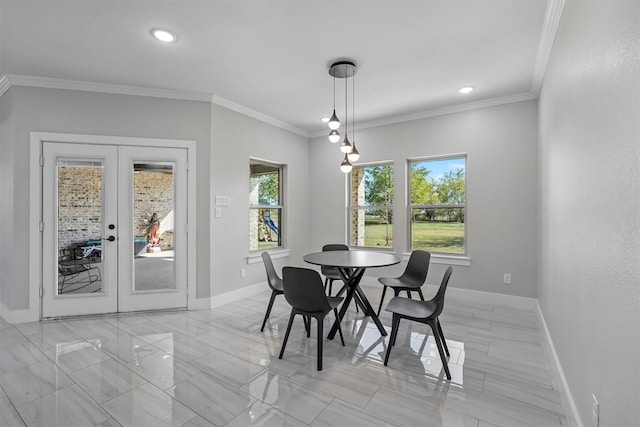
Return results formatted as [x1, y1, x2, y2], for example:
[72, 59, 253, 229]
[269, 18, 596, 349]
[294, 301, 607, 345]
[378, 276, 423, 290]
[327, 296, 344, 309]
[385, 297, 437, 320]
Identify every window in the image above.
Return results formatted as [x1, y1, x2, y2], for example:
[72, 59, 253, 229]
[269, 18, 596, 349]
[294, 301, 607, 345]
[409, 155, 466, 254]
[349, 163, 394, 248]
[249, 160, 283, 251]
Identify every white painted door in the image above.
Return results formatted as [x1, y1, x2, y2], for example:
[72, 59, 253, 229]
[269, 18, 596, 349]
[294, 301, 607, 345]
[42, 142, 188, 317]
[117, 146, 188, 312]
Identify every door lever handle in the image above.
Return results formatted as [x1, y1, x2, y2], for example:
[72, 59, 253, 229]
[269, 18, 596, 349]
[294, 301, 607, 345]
[102, 236, 116, 242]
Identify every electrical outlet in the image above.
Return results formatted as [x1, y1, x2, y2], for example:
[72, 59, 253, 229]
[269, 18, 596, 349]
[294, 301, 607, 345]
[503, 273, 512, 284]
[592, 393, 599, 426]
[240, 268, 246, 278]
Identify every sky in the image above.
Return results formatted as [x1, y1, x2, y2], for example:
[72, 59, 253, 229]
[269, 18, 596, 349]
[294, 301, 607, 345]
[413, 157, 465, 181]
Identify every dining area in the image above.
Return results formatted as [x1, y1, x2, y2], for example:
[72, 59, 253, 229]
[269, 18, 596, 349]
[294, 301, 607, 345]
[0, 249, 565, 427]
[260, 246, 455, 379]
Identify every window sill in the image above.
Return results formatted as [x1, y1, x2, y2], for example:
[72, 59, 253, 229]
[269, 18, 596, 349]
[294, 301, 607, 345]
[247, 248, 291, 264]
[402, 252, 471, 267]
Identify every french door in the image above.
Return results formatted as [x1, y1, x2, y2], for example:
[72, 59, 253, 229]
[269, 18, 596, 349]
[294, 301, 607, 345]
[42, 142, 188, 318]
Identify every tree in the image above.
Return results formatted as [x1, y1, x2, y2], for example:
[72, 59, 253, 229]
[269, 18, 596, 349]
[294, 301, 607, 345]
[254, 172, 279, 205]
[364, 165, 393, 207]
[438, 168, 465, 222]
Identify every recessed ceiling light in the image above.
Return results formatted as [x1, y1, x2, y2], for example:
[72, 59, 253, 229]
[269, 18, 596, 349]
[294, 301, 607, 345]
[459, 86, 475, 94]
[151, 28, 177, 43]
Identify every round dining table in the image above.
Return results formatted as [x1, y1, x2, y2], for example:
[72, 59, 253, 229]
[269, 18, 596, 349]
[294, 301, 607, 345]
[303, 250, 400, 339]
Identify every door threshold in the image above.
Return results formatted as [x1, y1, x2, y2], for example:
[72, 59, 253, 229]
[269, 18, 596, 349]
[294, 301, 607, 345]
[42, 307, 188, 321]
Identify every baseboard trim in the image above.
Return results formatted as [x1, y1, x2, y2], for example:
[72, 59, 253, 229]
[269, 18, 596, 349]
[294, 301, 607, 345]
[0, 301, 38, 324]
[536, 301, 583, 427]
[210, 282, 266, 308]
[359, 277, 538, 310]
[189, 297, 212, 311]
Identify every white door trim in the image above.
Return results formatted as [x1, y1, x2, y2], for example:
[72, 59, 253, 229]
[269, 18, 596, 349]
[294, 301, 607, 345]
[29, 132, 197, 321]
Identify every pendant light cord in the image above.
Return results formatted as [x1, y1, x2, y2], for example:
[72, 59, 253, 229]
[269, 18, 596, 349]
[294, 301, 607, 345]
[344, 64, 348, 137]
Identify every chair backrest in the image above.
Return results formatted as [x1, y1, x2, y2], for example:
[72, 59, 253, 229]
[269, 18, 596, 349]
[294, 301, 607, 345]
[431, 266, 453, 318]
[282, 267, 332, 313]
[321, 244, 349, 276]
[261, 252, 283, 291]
[399, 250, 431, 285]
[322, 244, 348, 252]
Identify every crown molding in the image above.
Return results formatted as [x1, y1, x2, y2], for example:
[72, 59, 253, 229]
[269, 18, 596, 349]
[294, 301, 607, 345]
[531, 0, 566, 94]
[210, 95, 309, 138]
[1, 74, 213, 102]
[0, 75, 11, 97]
[310, 91, 538, 138]
[0, 74, 310, 138]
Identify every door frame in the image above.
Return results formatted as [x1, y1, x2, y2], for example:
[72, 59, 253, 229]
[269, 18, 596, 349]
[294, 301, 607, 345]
[29, 132, 197, 320]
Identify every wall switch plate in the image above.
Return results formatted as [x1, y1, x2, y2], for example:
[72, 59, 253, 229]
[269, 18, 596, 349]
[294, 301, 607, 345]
[240, 268, 246, 278]
[215, 195, 230, 206]
[592, 393, 599, 426]
[215, 207, 222, 218]
[503, 273, 512, 284]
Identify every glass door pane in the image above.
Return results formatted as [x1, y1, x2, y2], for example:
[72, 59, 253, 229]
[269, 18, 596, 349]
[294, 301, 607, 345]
[57, 160, 104, 295]
[133, 162, 176, 292]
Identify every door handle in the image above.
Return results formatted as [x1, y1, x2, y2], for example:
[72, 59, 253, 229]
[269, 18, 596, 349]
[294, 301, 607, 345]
[102, 236, 116, 242]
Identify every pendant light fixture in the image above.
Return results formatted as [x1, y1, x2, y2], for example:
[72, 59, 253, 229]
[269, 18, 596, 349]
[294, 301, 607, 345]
[347, 67, 360, 163]
[328, 60, 358, 172]
[327, 73, 340, 139]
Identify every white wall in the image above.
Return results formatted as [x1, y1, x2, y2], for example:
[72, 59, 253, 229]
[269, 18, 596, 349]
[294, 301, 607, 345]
[310, 100, 539, 297]
[538, 1, 640, 425]
[209, 104, 310, 296]
[0, 86, 212, 310]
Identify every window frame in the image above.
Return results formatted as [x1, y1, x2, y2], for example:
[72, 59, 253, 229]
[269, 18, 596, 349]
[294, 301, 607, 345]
[407, 153, 467, 255]
[348, 161, 395, 249]
[249, 158, 284, 252]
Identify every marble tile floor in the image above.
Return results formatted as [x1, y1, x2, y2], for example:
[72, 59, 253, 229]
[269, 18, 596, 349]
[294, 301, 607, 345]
[0, 285, 570, 426]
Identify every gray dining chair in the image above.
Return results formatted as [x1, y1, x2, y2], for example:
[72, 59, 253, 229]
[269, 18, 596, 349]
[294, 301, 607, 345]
[279, 266, 345, 371]
[384, 266, 453, 379]
[321, 244, 350, 296]
[260, 252, 284, 332]
[376, 250, 430, 316]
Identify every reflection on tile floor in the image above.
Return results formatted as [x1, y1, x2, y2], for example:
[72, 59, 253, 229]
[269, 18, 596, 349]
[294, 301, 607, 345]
[0, 286, 569, 426]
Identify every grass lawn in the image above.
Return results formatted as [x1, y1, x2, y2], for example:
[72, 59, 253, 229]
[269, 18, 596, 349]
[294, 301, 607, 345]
[363, 221, 464, 253]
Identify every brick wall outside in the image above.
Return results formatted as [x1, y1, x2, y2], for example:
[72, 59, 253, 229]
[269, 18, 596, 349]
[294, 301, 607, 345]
[350, 167, 366, 246]
[58, 167, 174, 251]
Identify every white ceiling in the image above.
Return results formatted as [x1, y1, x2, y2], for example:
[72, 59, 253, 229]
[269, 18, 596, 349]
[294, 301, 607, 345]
[0, 0, 555, 137]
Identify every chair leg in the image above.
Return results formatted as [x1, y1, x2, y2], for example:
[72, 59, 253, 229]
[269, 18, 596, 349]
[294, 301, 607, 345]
[390, 313, 401, 347]
[304, 316, 311, 337]
[316, 317, 323, 371]
[377, 286, 388, 316]
[260, 290, 278, 332]
[334, 308, 345, 346]
[436, 318, 449, 357]
[429, 320, 451, 380]
[328, 279, 334, 297]
[417, 288, 425, 301]
[278, 311, 296, 360]
[384, 314, 401, 366]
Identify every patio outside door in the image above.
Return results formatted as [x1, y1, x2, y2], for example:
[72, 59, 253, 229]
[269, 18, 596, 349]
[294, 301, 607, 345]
[42, 142, 188, 318]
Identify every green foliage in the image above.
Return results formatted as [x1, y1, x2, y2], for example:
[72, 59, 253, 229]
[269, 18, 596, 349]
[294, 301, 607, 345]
[364, 165, 393, 206]
[251, 172, 279, 205]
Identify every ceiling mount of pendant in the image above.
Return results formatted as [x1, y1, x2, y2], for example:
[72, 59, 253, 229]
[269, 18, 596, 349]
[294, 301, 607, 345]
[329, 60, 357, 78]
